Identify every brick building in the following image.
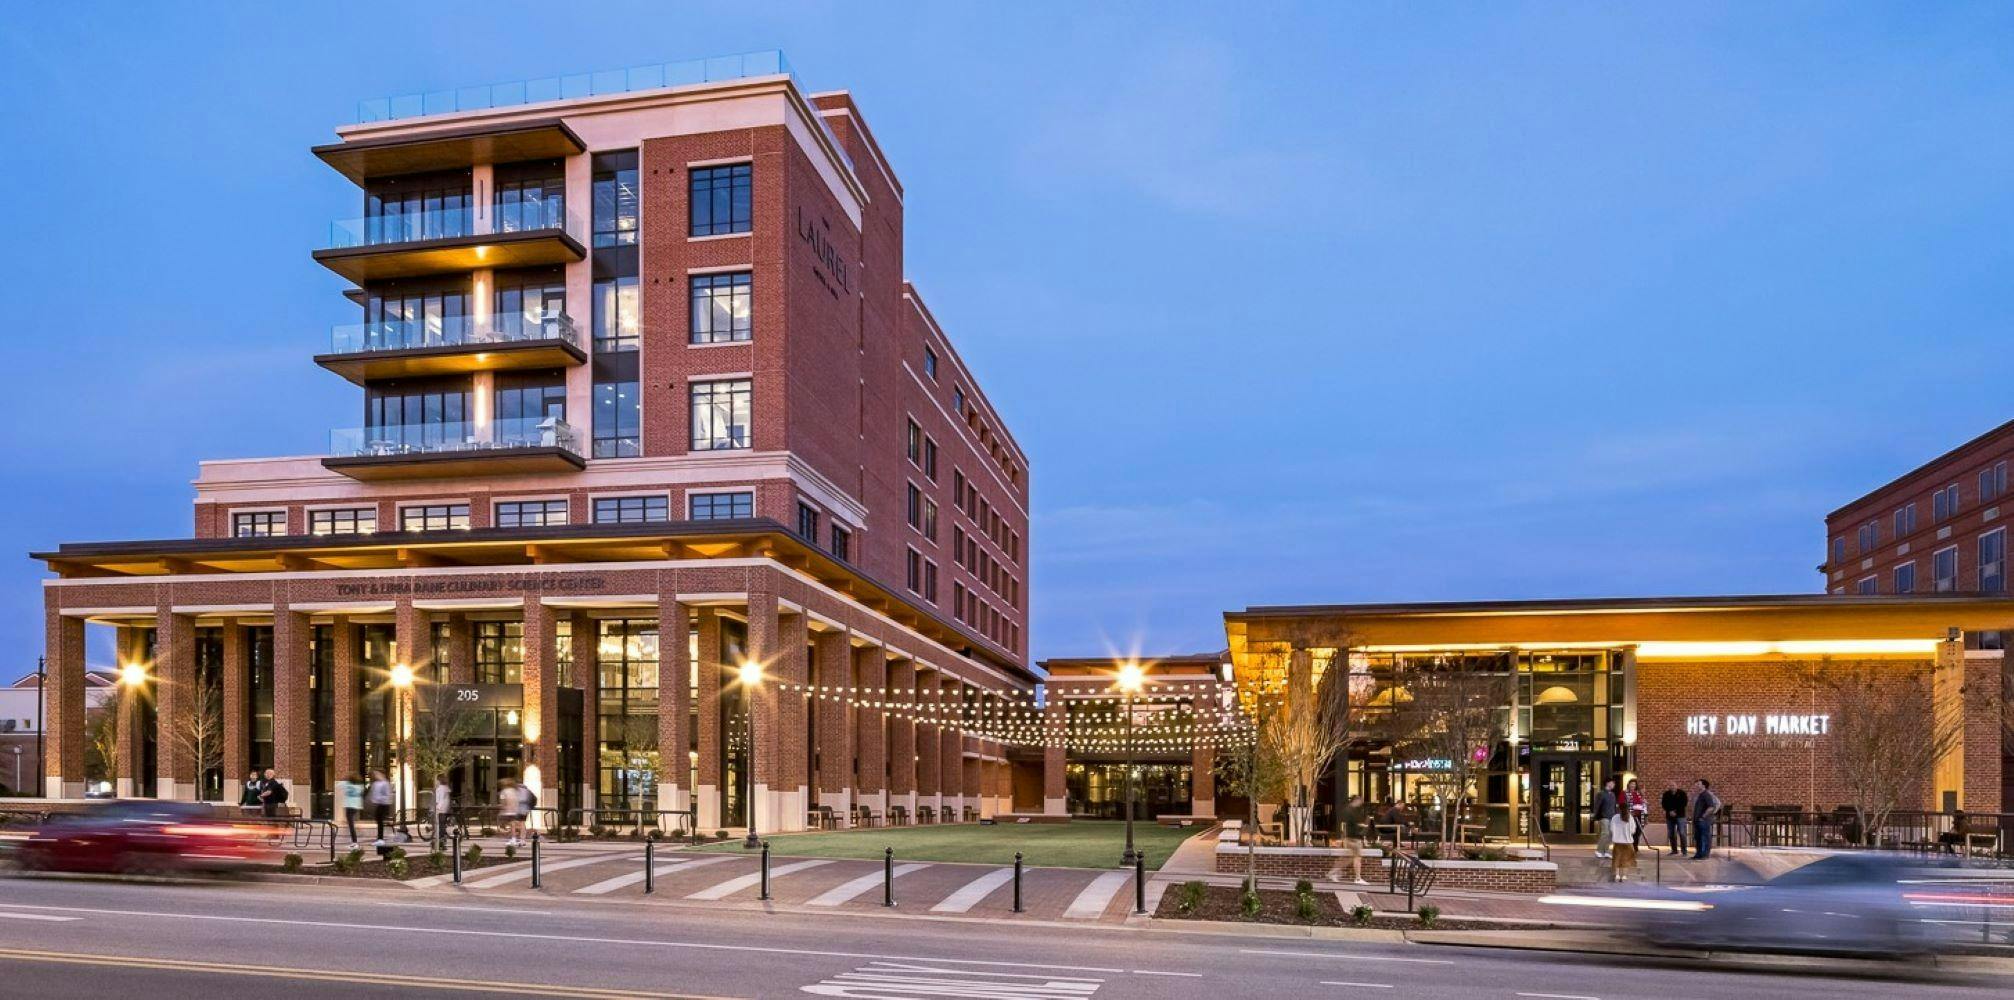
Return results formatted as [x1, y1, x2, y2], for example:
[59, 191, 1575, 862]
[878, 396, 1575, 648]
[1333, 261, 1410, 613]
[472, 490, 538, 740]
[1823, 419, 2014, 601]
[1035, 654, 1230, 820]
[1225, 595, 2010, 840]
[33, 53, 1033, 833]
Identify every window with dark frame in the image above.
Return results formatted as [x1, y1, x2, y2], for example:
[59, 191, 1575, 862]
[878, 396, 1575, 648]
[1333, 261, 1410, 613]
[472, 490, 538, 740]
[923, 437, 938, 480]
[592, 153, 640, 248]
[906, 483, 922, 529]
[690, 272, 753, 344]
[309, 507, 377, 536]
[495, 499, 568, 528]
[923, 346, 938, 380]
[830, 524, 851, 562]
[400, 504, 470, 532]
[1894, 562, 1916, 593]
[593, 495, 668, 524]
[689, 164, 752, 236]
[690, 491, 754, 520]
[232, 511, 286, 538]
[923, 559, 938, 603]
[922, 497, 938, 541]
[1982, 529, 2006, 593]
[1933, 483, 1960, 522]
[1933, 545, 1959, 592]
[906, 419, 921, 465]
[690, 378, 752, 450]
[905, 548, 922, 594]
[797, 502, 819, 541]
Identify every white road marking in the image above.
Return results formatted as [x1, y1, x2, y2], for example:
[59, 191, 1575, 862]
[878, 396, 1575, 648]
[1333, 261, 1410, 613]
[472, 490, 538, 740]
[1062, 871, 1131, 919]
[464, 852, 640, 889]
[574, 855, 737, 896]
[1238, 949, 1453, 966]
[803, 961, 1101, 998]
[0, 901, 1132, 972]
[369, 902, 552, 916]
[810, 863, 928, 907]
[1321, 983, 1394, 990]
[1517, 994, 1599, 1000]
[929, 867, 1014, 913]
[686, 858, 834, 900]
[0, 913, 79, 922]
[1132, 970, 1202, 977]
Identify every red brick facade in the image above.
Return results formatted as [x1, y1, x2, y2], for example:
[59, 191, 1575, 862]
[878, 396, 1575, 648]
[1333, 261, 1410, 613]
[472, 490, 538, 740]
[1824, 419, 2014, 598]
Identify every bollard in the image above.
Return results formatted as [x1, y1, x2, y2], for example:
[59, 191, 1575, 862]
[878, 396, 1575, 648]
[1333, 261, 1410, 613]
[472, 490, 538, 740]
[452, 831, 463, 885]
[883, 846, 895, 907]
[1012, 852, 1024, 913]
[1133, 851, 1147, 915]
[644, 838, 655, 894]
[1654, 846, 1662, 885]
[759, 840, 771, 901]
[531, 832, 542, 889]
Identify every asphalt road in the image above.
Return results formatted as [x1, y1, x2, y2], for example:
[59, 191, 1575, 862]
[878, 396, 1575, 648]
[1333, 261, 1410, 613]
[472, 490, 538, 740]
[0, 874, 2005, 999]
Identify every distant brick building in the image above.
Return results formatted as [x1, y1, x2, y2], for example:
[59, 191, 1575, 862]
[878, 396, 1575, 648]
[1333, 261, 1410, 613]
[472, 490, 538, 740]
[1823, 419, 2014, 601]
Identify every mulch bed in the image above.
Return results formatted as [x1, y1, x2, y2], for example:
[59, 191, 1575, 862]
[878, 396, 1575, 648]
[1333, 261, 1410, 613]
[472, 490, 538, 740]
[256, 849, 515, 880]
[1154, 883, 1541, 931]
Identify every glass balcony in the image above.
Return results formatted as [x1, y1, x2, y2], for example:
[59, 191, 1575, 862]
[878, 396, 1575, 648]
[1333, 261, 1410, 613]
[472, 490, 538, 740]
[319, 315, 585, 383]
[316, 209, 586, 283]
[325, 418, 586, 481]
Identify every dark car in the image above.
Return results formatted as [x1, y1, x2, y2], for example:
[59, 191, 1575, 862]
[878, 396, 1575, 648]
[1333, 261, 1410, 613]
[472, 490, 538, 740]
[13, 801, 276, 874]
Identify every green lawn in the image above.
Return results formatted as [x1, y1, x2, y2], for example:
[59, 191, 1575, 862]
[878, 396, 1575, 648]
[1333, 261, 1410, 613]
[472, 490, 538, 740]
[686, 819, 1203, 870]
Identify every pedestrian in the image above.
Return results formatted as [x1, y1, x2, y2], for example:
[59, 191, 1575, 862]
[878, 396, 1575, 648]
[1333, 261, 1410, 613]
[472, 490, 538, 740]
[1330, 795, 1371, 885]
[1592, 777, 1619, 860]
[498, 779, 521, 848]
[1609, 803, 1638, 881]
[519, 780, 539, 840]
[367, 769, 394, 845]
[239, 770, 263, 815]
[336, 773, 363, 848]
[432, 774, 453, 850]
[1625, 779, 1648, 847]
[258, 768, 289, 818]
[1660, 780, 1689, 855]
[1690, 778, 1721, 860]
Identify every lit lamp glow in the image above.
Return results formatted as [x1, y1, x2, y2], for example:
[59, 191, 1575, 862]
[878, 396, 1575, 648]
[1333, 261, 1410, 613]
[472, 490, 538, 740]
[118, 663, 147, 688]
[389, 663, 414, 688]
[1116, 660, 1144, 866]
[740, 660, 763, 848]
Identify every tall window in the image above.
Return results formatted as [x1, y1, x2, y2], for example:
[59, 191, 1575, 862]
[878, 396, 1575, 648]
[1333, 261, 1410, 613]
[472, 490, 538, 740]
[495, 370, 567, 442]
[923, 346, 938, 380]
[1933, 483, 1961, 522]
[923, 497, 938, 541]
[1893, 562, 1916, 594]
[593, 496, 667, 524]
[474, 621, 524, 685]
[364, 378, 471, 446]
[923, 559, 938, 603]
[593, 381, 641, 458]
[690, 379, 752, 450]
[905, 548, 922, 594]
[1830, 537, 1844, 565]
[1933, 545, 1959, 592]
[1894, 503, 1917, 538]
[310, 507, 376, 535]
[1982, 463, 2008, 504]
[596, 619, 660, 809]
[592, 153, 640, 247]
[691, 491, 753, 520]
[690, 272, 752, 344]
[923, 437, 938, 480]
[495, 499, 567, 528]
[906, 483, 923, 530]
[363, 170, 470, 244]
[232, 511, 285, 538]
[1981, 529, 2006, 593]
[493, 272, 566, 340]
[363, 287, 469, 349]
[1856, 576, 1878, 595]
[493, 161, 565, 233]
[906, 419, 922, 465]
[400, 504, 470, 532]
[797, 502, 819, 541]
[1857, 522, 1877, 553]
[830, 524, 851, 562]
[593, 276, 641, 352]
[689, 164, 752, 236]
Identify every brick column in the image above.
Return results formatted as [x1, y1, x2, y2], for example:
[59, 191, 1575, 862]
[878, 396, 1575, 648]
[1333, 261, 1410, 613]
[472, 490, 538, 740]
[154, 605, 196, 801]
[914, 668, 941, 817]
[1043, 697, 1068, 815]
[694, 609, 723, 830]
[886, 658, 917, 817]
[112, 626, 143, 797]
[393, 598, 433, 682]
[330, 621, 360, 784]
[221, 623, 250, 791]
[42, 603, 86, 798]
[657, 598, 690, 822]
[940, 677, 964, 818]
[775, 608, 810, 832]
[1962, 649, 2005, 812]
[745, 592, 785, 833]
[272, 604, 313, 811]
[962, 757, 982, 819]
[853, 645, 887, 818]
[1191, 696, 1216, 818]
[522, 600, 560, 824]
[392, 599, 432, 814]
[813, 630, 853, 822]
[445, 614, 476, 685]
[571, 611, 599, 812]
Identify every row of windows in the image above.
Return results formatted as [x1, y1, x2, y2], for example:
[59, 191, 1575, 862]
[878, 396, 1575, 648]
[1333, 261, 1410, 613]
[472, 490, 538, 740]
[905, 482, 938, 541]
[229, 491, 761, 538]
[904, 547, 940, 604]
[952, 581, 1018, 654]
[952, 525, 1021, 610]
[1838, 460, 2011, 562]
[904, 418, 939, 480]
[590, 270, 755, 352]
[1849, 528, 2008, 595]
[952, 470, 1021, 565]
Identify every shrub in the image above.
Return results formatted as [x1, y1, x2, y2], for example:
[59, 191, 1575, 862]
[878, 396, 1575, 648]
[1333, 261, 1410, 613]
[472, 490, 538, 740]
[1293, 878, 1314, 896]
[462, 843, 483, 866]
[331, 855, 354, 874]
[1239, 889, 1262, 918]
[1350, 904, 1375, 926]
[427, 850, 446, 869]
[1175, 881, 1207, 915]
[480, 826, 495, 837]
[281, 853, 303, 873]
[342, 848, 364, 870]
[590, 825, 609, 838]
[387, 857, 409, 879]
[504, 843, 518, 861]
[1417, 842, 1442, 861]
[1464, 846, 1507, 862]
[388, 846, 407, 862]
[1416, 905, 1440, 928]
[1293, 891, 1320, 923]
[715, 830, 729, 840]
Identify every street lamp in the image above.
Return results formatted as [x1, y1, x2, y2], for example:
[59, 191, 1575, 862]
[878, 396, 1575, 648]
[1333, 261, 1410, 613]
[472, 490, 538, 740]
[390, 664, 413, 824]
[1116, 661, 1144, 866]
[738, 660, 763, 849]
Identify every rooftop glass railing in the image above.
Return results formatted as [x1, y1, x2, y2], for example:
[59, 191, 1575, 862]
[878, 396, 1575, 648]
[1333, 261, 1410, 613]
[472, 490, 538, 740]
[327, 208, 585, 250]
[331, 418, 582, 459]
[328, 314, 581, 355]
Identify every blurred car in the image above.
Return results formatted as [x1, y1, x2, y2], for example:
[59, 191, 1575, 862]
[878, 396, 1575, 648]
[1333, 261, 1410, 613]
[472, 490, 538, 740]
[1543, 853, 1942, 957]
[12, 801, 278, 874]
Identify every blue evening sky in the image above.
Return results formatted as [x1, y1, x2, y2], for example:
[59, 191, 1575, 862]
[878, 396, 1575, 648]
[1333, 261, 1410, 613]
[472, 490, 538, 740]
[3, 3, 2011, 671]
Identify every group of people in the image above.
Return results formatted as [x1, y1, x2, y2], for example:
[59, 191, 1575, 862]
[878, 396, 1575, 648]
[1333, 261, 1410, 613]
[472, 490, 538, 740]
[333, 771, 399, 848]
[236, 769, 291, 818]
[1592, 776, 1723, 879]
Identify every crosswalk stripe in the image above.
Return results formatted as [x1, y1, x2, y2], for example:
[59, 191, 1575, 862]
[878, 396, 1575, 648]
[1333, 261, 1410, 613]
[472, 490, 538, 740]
[685, 859, 835, 900]
[573, 855, 737, 896]
[1062, 871, 1131, 919]
[808, 863, 929, 907]
[928, 867, 1015, 913]
[465, 853, 640, 889]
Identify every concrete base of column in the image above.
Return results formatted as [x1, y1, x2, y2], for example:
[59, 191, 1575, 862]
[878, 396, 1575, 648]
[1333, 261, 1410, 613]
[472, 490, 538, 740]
[897, 791, 917, 818]
[696, 784, 719, 832]
[116, 778, 134, 799]
[47, 778, 86, 799]
[944, 794, 964, 820]
[1191, 798, 1215, 819]
[753, 784, 810, 834]
[156, 779, 192, 802]
[1043, 796, 1067, 816]
[818, 789, 853, 826]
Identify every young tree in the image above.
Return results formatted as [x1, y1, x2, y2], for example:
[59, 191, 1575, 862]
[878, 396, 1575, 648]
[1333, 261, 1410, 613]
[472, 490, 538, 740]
[1214, 701, 1287, 888]
[1812, 661, 1963, 846]
[86, 687, 125, 790]
[1266, 646, 1355, 845]
[166, 679, 224, 801]
[401, 690, 486, 804]
[1389, 659, 1509, 842]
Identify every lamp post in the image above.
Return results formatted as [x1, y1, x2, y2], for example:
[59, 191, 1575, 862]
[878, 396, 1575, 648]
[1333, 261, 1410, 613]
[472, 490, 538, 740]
[1117, 662, 1144, 866]
[390, 664, 413, 822]
[33, 656, 43, 799]
[739, 660, 763, 849]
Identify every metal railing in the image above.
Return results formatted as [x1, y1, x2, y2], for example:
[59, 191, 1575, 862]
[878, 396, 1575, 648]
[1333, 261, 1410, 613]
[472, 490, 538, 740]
[330, 417, 584, 461]
[1713, 808, 2014, 856]
[327, 208, 585, 251]
[330, 314, 580, 355]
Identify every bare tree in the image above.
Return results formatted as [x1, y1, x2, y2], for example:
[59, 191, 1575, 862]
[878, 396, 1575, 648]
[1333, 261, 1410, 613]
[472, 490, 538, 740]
[86, 688, 124, 789]
[166, 680, 224, 801]
[401, 691, 485, 796]
[1265, 646, 1355, 845]
[1389, 659, 1509, 842]
[1812, 661, 1963, 846]
[1214, 698, 1287, 888]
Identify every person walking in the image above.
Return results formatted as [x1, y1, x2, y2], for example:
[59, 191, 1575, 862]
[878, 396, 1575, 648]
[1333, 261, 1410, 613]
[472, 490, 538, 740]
[336, 773, 363, 848]
[239, 771, 263, 815]
[1331, 795, 1371, 886]
[1690, 778, 1721, 860]
[1591, 777, 1619, 860]
[367, 769, 395, 845]
[258, 768, 289, 818]
[497, 779, 522, 848]
[432, 774, 453, 851]
[1660, 780, 1689, 855]
[1625, 779, 1648, 847]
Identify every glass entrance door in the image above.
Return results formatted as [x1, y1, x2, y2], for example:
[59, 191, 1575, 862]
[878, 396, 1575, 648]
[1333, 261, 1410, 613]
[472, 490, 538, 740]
[1533, 756, 1604, 838]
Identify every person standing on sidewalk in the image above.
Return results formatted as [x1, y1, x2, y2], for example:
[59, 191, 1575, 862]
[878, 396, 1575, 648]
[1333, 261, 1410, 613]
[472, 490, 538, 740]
[432, 774, 454, 850]
[1591, 777, 1619, 860]
[1690, 778, 1721, 860]
[1660, 780, 1689, 855]
[1624, 779, 1648, 847]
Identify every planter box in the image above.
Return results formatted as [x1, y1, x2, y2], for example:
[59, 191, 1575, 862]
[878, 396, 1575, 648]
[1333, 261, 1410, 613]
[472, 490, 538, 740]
[1212, 843, 1556, 893]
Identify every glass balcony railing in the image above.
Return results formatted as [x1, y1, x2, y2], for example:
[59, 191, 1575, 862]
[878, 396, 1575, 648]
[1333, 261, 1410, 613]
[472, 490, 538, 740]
[331, 418, 583, 459]
[358, 50, 792, 123]
[327, 208, 584, 250]
[329, 314, 581, 355]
